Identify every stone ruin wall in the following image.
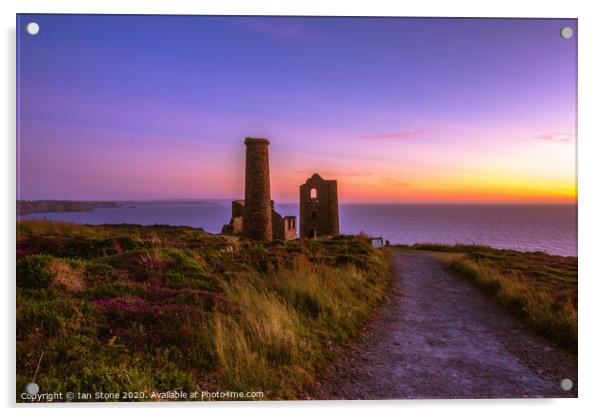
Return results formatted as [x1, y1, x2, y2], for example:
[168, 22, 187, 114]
[243, 138, 273, 241]
[222, 138, 297, 241]
[299, 173, 340, 238]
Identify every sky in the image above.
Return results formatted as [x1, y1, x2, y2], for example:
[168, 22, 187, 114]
[17, 15, 577, 203]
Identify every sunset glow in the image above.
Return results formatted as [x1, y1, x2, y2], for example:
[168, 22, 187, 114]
[17, 15, 577, 203]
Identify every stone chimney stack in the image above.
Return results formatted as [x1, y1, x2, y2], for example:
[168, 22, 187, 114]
[243, 137, 273, 241]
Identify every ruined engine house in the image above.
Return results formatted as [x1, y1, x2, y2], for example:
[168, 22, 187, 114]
[299, 173, 340, 238]
[222, 139, 340, 241]
[222, 138, 296, 241]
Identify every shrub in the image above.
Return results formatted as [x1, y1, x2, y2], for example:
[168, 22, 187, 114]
[85, 262, 119, 282]
[17, 255, 55, 288]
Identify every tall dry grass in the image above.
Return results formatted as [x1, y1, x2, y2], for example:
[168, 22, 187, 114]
[211, 253, 391, 397]
[447, 256, 577, 350]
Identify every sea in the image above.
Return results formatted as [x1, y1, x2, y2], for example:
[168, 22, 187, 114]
[19, 201, 577, 257]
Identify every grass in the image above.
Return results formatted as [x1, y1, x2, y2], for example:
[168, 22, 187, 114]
[408, 243, 577, 351]
[16, 220, 391, 401]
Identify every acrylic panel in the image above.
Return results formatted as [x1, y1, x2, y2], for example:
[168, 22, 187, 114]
[16, 14, 577, 402]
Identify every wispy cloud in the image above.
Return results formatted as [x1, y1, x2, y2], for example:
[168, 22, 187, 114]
[288, 170, 372, 180]
[379, 177, 411, 187]
[241, 17, 326, 44]
[360, 130, 433, 141]
[532, 132, 575, 143]
[344, 171, 372, 177]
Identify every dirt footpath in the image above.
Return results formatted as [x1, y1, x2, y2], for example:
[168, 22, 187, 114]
[314, 250, 577, 399]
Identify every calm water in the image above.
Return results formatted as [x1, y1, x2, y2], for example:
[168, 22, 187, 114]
[20, 201, 577, 256]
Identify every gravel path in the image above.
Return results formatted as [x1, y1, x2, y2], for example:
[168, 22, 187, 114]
[315, 249, 577, 399]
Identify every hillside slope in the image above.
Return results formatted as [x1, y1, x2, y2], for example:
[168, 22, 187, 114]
[16, 220, 391, 401]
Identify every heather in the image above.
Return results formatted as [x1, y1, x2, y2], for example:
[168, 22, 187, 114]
[16, 220, 391, 400]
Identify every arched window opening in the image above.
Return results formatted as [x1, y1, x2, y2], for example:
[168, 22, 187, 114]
[310, 188, 317, 199]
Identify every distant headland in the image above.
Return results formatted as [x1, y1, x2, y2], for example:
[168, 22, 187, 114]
[17, 200, 121, 216]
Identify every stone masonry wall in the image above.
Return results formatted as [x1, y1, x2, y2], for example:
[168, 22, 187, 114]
[243, 138, 273, 241]
[299, 173, 339, 238]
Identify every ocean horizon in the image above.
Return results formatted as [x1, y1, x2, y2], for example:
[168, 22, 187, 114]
[18, 201, 577, 257]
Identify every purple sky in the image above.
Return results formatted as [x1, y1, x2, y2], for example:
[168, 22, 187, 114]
[17, 15, 577, 203]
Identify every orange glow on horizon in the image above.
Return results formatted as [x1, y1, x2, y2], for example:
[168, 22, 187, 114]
[270, 171, 577, 204]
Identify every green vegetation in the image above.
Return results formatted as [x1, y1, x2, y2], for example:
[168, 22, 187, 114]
[409, 243, 577, 350]
[17, 220, 391, 401]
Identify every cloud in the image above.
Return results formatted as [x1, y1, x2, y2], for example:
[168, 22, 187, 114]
[289, 170, 372, 180]
[344, 171, 372, 177]
[360, 129, 432, 141]
[379, 177, 411, 187]
[532, 132, 575, 143]
[241, 17, 326, 44]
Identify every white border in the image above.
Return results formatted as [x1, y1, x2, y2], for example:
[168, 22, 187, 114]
[2, 1, 601, 415]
